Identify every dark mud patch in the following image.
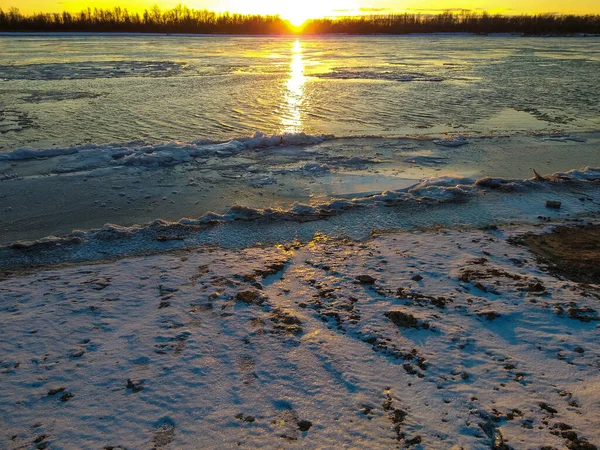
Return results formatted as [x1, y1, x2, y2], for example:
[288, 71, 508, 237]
[152, 417, 176, 448]
[270, 308, 303, 335]
[513, 225, 600, 284]
[385, 310, 430, 330]
[236, 290, 266, 305]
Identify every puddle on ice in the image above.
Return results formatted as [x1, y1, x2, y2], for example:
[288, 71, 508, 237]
[309, 173, 419, 198]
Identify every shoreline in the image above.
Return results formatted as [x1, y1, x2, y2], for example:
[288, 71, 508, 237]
[2, 170, 599, 270]
[1, 133, 599, 247]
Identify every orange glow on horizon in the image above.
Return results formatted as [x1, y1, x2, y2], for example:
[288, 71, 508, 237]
[212, 0, 359, 26]
[3, 0, 600, 17]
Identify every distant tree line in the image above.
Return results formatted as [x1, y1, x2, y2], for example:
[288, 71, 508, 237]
[0, 6, 289, 34]
[1, 6, 599, 35]
[303, 12, 600, 35]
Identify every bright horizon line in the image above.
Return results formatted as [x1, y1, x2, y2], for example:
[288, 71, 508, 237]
[4, 0, 600, 22]
[4, 5, 600, 21]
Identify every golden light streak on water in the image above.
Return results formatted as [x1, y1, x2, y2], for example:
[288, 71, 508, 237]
[280, 39, 306, 134]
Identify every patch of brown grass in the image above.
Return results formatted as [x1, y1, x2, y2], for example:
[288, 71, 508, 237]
[514, 224, 600, 284]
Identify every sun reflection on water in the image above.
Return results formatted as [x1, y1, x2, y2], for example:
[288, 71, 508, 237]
[281, 39, 306, 134]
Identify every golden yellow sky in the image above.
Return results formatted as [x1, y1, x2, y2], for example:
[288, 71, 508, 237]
[3, 0, 600, 18]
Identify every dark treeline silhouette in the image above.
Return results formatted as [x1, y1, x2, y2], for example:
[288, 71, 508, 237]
[1, 6, 600, 35]
[304, 12, 600, 35]
[0, 6, 289, 34]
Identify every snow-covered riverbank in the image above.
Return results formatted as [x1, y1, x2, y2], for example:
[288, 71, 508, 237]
[1, 223, 598, 449]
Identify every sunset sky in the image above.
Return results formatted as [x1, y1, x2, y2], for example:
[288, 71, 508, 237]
[3, 0, 600, 20]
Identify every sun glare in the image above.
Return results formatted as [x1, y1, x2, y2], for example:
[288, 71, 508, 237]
[282, 1, 358, 26]
[286, 10, 311, 27]
[217, 0, 358, 27]
[271, 3, 328, 27]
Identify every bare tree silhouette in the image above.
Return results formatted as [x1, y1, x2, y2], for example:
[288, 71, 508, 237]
[0, 6, 599, 35]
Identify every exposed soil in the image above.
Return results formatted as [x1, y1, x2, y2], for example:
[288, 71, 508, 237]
[515, 224, 600, 284]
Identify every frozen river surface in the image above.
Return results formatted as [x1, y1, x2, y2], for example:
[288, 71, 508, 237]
[0, 34, 599, 249]
[1, 34, 600, 149]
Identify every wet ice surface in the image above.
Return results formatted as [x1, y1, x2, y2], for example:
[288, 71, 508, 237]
[21, 91, 104, 103]
[0, 110, 35, 134]
[313, 69, 445, 82]
[0, 60, 187, 81]
[1, 35, 600, 149]
[1, 225, 599, 449]
[1, 158, 600, 268]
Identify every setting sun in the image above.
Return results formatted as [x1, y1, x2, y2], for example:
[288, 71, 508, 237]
[283, 8, 313, 27]
[211, 0, 358, 26]
[276, 2, 353, 26]
[4, 0, 600, 17]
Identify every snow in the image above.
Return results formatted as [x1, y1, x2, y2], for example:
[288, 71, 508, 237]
[551, 167, 600, 181]
[2, 166, 600, 269]
[0, 132, 335, 170]
[0, 147, 79, 161]
[433, 136, 469, 147]
[543, 133, 588, 143]
[1, 224, 598, 448]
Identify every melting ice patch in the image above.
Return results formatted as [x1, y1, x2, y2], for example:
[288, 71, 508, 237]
[0, 110, 35, 134]
[315, 69, 444, 82]
[0, 61, 186, 81]
[403, 155, 450, 166]
[275, 157, 382, 175]
[22, 91, 104, 103]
